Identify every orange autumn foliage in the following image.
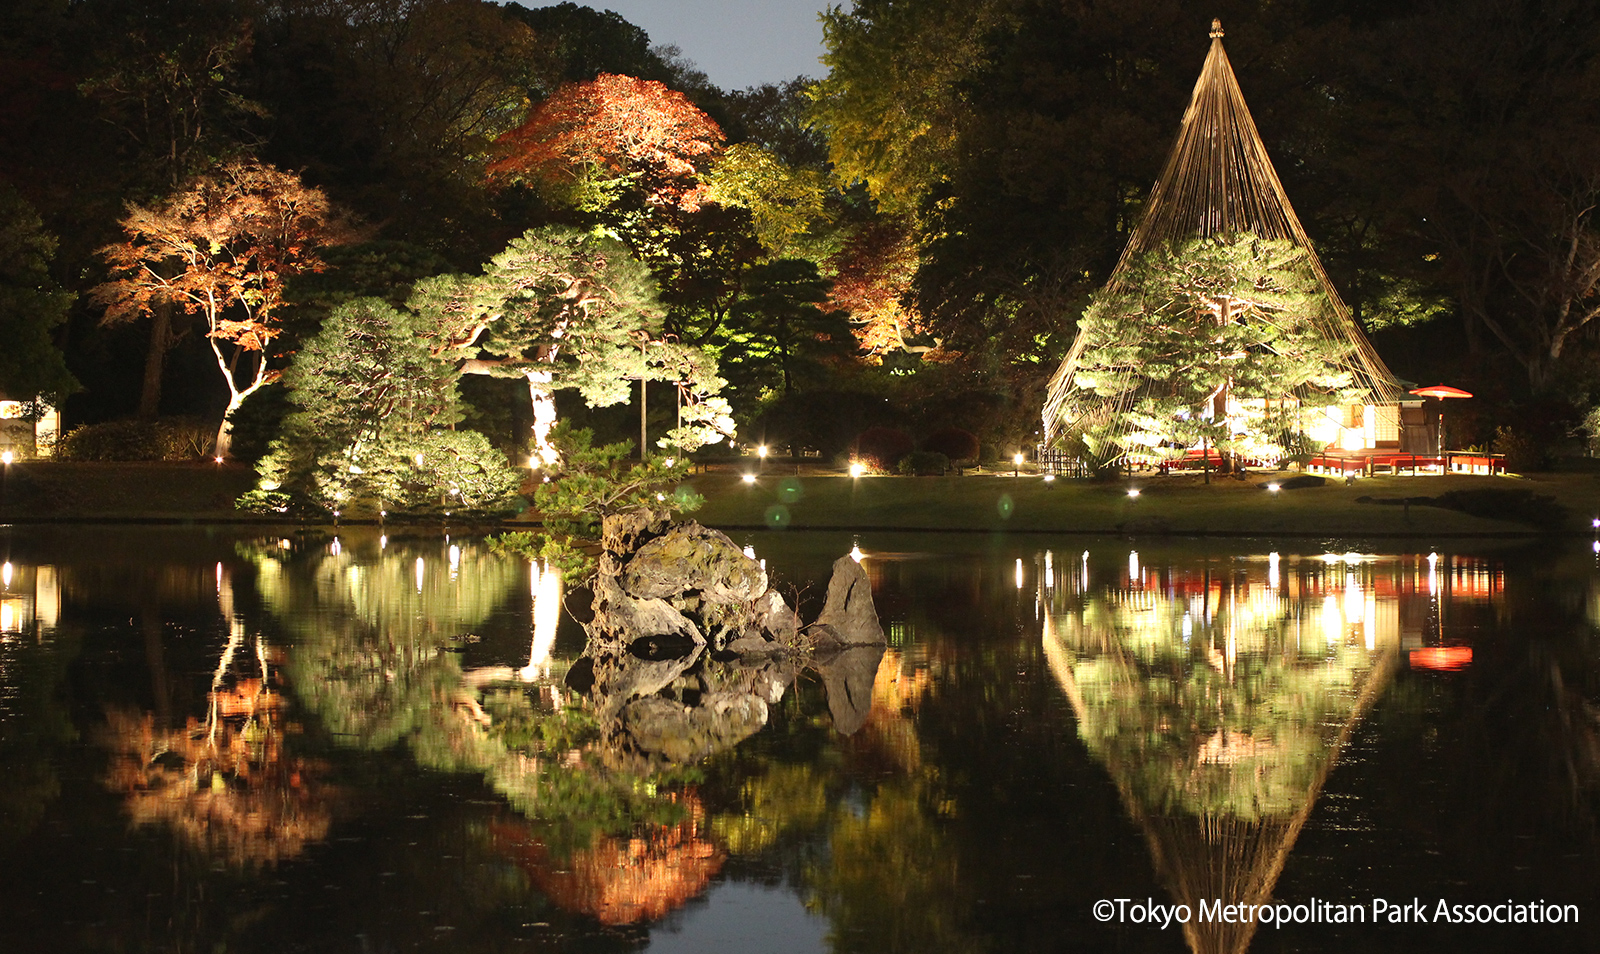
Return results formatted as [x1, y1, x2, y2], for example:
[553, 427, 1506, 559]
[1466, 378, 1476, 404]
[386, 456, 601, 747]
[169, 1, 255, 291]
[493, 793, 724, 925]
[489, 73, 724, 211]
[101, 680, 333, 869]
[827, 219, 924, 359]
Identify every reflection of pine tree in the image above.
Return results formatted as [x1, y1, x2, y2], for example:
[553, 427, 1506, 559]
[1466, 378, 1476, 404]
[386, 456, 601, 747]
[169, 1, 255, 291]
[1044, 570, 1396, 954]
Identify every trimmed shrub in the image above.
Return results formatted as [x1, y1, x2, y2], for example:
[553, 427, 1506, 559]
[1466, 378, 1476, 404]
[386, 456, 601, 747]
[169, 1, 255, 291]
[853, 427, 914, 470]
[921, 426, 979, 463]
[57, 418, 215, 461]
[898, 450, 950, 476]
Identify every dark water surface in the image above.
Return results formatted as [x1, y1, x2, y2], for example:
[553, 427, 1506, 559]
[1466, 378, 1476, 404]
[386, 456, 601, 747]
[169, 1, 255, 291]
[1, 525, 1598, 953]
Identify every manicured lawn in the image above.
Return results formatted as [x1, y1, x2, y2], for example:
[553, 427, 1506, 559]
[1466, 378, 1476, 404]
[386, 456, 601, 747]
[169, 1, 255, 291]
[6, 459, 1600, 536]
[685, 470, 1600, 536]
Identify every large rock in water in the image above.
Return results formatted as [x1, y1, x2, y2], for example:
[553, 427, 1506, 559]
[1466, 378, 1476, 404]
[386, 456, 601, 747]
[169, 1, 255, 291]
[621, 521, 768, 604]
[805, 556, 886, 649]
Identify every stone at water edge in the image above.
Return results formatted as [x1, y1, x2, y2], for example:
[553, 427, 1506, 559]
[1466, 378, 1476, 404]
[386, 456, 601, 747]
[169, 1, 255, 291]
[806, 555, 886, 649]
[621, 521, 768, 604]
[725, 589, 802, 656]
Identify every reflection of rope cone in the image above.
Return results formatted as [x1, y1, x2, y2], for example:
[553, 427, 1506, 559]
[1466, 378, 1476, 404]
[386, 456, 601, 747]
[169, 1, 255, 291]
[521, 560, 563, 682]
[1043, 592, 1397, 954]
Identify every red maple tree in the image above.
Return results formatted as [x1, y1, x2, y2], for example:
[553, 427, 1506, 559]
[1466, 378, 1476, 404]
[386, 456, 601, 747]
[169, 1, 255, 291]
[488, 73, 724, 211]
[827, 219, 926, 359]
[96, 160, 350, 456]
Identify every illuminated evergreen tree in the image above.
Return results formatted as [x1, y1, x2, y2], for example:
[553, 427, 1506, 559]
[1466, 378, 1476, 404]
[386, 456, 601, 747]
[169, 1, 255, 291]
[1067, 235, 1358, 467]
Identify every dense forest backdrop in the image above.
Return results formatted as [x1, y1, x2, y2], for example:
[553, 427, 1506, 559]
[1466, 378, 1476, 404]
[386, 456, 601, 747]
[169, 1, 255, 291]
[5, 0, 1600, 464]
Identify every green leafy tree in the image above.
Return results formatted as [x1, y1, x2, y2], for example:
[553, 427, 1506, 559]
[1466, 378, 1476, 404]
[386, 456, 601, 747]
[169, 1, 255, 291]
[704, 143, 832, 260]
[412, 226, 733, 467]
[719, 258, 854, 400]
[1068, 235, 1358, 467]
[493, 423, 702, 582]
[810, 0, 1014, 214]
[0, 185, 77, 406]
[245, 297, 521, 517]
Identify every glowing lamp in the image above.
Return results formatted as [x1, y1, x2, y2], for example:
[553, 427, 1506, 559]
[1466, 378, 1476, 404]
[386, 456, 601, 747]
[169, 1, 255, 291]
[741, 473, 757, 484]
[1, 451, 12, 465]
[1043, 474, 1056, 483]
[849, 461, 866, 478]
[1267, 483, 1280, 492]
[758, 445, 769, 458]
[1126, 488, 1141, 498]
[214, 456, 224, 464]
[1013, 453, 1024, 465]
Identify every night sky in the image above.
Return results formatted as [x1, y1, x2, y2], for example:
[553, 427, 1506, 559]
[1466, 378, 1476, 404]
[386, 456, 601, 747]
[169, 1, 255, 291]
[539, 0, 831, 89]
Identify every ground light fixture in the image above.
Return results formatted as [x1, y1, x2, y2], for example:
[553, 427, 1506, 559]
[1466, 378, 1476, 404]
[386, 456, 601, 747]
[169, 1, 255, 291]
[1267, 482, 1281, 492]
[1126, 488, 1141, 498]
[741, 473, 757, 484]
[849, 461, 866, 478]
[1043, 474, 1056, 483]
[1013, 452, 1023, 476]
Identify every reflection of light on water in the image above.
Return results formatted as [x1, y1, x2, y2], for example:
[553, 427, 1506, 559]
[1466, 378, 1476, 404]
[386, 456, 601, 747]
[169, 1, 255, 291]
[1015, 558, 1024, 590]
[1428, 551, 1439, 596]
[1268, 552, 1280, 590]
[1045, 550, 1054, 589]
[0, 601, 12, 633]
[415, 557, 425, 593]
[521, 560, 563, 682]
[1, 561, 11, 588]
[331, 537, 342, 557]
[215, 561, 223, 593]
[1322, 594, 1343, 644]
[380, 534, 387, 550]
[449, 544, 460, 580]
[1128, 551, 1140, 583]
[278, 538, 291, 550]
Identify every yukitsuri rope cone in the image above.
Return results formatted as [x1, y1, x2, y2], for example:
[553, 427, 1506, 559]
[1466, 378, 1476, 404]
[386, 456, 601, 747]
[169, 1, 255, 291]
[1042, 20, 1401, 459]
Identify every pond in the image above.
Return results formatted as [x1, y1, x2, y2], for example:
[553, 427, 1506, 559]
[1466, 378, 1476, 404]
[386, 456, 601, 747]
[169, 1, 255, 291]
[0, 525, 1597, 953]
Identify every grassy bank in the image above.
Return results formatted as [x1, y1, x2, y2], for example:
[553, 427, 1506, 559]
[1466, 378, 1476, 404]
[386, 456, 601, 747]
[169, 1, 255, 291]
[1, 461, 261, 522]
[683, 470, 1600, 536]
[4, 460, 1600, 536]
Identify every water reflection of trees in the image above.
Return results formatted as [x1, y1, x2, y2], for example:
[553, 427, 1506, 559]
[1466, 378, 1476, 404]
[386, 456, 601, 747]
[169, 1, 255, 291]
[100, 564, 333, 867]
[1043, 551, 1401, 954]
[248, 530, 742, 925]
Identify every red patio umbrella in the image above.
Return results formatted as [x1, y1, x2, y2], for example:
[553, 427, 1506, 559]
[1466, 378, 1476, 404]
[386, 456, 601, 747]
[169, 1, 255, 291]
[1408, 384, 1473, 399]
[1408, 384, 1473, 456]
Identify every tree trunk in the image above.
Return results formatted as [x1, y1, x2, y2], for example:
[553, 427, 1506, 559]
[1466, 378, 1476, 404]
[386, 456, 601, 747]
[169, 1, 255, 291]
[527, 369, 558, 467]
[139, 300, 175, 420]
